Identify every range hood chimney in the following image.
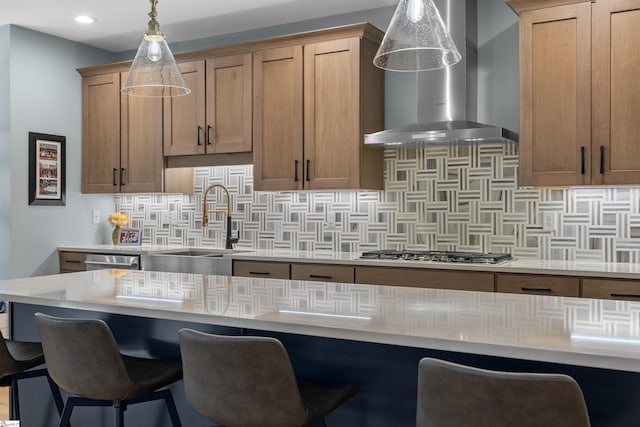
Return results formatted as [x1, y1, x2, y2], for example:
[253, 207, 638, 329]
[365, 0, 518, 148]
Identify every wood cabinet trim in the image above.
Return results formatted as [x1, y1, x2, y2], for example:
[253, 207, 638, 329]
[505, 0, 591, 15]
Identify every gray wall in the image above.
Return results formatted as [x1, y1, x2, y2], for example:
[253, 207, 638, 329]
[0, 26, 10, 279]
[6, 26, 116, 278]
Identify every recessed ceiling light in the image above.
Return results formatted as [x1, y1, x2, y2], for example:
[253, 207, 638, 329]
[75, 15, 96, 24]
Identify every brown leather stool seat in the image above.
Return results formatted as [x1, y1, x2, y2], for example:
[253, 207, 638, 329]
[179, 328, 359, 427]
[0, 331, 64, 421]
[416, 357, 591, 427]
[35, 312, 183, 427]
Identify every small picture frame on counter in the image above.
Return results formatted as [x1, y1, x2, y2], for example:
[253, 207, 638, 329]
[118, 228, 141, 246]
[28, 132, 66, 206]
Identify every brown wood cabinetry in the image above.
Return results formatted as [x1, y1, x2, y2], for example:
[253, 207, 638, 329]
[253, 26, 384, 191]
[59, 251, 87, 273]
[232, 260, 290, 279]
[164, 54, 252, 157]
[496, 273, 580, 297]
[81, 71, 192, 193]
[355, 267, 494, 292]
[582, 278, 640, 301]
[509, 0, 640, 186]
[291, 263, 355, 283]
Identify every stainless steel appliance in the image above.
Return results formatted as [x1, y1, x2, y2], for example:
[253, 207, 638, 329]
[140, 249, 241, 275]
[360, 250, 512, 264]
[85, 254, 140, 270]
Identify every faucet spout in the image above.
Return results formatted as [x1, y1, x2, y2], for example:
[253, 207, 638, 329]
[202, 183, 238, 249]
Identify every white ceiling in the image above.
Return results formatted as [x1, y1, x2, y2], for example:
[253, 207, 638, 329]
[0, 0, 398, 52]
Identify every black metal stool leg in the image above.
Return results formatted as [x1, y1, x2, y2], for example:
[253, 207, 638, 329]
[162, 390, 182, 427]
[10, 377, 19, 421]
[46, 373, 65, 416]
[59, 397, 77, 427]
[114, 400, 125, 427]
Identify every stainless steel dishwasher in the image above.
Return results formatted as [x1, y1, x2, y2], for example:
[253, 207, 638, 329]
[84, 254, 140, 270]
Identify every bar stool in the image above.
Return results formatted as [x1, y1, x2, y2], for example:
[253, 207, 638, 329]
[179, 328, 359, 427]
[416, 357, 591, 427]
[0, 330, 64, 421]
[35, 312, 183, 427]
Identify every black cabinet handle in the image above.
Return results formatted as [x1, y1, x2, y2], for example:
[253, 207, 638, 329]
[600, 145, 605, 174]
[120, 168, 126, 186]
[306, 159, 310, 182]
[309, 274, 332, 279]
[294, 160, 300, 182]
[249, 271, 270, 276]
[580, 146, 585, 175]
[611, 293, 640, 300]
[66, 260, 81, 264]
[207, 125, 213, 145]
[197, 126, 203, 145]
[521, 287, 552, 293]
[112, 168, 117, 186]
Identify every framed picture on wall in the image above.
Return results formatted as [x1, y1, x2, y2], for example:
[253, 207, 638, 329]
[28, 132, 66, 206]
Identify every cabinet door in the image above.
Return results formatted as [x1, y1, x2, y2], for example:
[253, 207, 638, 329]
[592, 0, 640, 184]
[164, 61, 206, 156]
[304, 38, 361, 190]
[233, 260, 291, 279]
[59, 251, 87, 273]
[355, 267, 495, 292]
[120, 72, 164, 192]
[206, 53, 252, 154]
[582, 278, 640, 301]
[82, 73, 121, 193]
[291, 263, 355, 283]
[496, 273, 580, 297]
[518, 3, 591, 186]
[253, 46, 303, 191]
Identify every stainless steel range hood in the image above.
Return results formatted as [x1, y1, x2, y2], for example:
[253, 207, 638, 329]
[365, 0, 518, 148]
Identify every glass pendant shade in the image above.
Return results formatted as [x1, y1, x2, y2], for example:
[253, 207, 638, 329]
[121, 0, 190, 97]
[374, 0, 462, 72]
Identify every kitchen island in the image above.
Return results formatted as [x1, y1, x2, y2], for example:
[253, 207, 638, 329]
[3, 270, 640, 426]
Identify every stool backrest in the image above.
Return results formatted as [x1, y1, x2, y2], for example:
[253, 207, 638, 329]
[179, 328, 308, 427]
[35, 312, 134, 400]
[0, 331, 18, 374]
[417, 357, 591, 427]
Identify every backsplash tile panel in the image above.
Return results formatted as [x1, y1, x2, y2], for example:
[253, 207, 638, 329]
[115, 144, 640, 262]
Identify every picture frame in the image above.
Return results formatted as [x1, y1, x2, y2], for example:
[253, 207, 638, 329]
[118, 228, 142, 246]
[28, 132, 66, 206]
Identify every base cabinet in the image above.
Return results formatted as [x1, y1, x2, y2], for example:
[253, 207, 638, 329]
[582, 278, 640, 301]
[355, 267, 495, 292]
[496, 273, 580, 297]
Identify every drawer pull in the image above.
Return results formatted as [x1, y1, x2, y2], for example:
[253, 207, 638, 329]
[611, 293, 640, 299]
[65, 260, 82, 264]
[249, 271, 270, 276]
[521, 287, 552, 293]
[309, 274, 332, 279]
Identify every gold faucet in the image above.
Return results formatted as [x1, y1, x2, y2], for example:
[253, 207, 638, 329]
[202, 183, 231, 227]
[202, 183, 238, 249]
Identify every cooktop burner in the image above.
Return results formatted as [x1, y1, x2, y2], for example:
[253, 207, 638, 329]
[359, 250, 513, 264]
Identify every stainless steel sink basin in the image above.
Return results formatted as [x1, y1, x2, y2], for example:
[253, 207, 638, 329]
[140, 249, 248, 275]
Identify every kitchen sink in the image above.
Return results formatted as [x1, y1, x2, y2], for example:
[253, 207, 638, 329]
[140, 249, 249, 275]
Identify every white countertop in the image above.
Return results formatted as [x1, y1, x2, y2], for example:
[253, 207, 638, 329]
[59, 245, 640, 279]
[4, 269, 640, 373]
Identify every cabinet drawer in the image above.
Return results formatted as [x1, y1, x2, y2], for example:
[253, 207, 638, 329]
[59, 251, 87, 272]
[496, 274, 580, 297]
[355, 267, 494, 292]
[291, 263, 354, 283]
[233, 260, 290, 279]
[582, 278, 640, 301]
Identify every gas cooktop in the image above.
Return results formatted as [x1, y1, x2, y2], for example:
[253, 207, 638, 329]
[359, 250, 513, 264]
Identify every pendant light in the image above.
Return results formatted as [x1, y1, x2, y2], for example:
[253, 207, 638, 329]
[374, 0, 462, 72]
[121, 0, 190, 97]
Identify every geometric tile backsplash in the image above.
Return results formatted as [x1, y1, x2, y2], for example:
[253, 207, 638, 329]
[115, 143, 640, 263]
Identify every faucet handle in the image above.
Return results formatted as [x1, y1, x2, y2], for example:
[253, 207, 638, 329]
[230, 232, 239, 245]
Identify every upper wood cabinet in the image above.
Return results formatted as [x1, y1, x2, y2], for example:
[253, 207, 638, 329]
[82, 73, 164, 193]
[253, 28, 384, 191]
[508, 0, 640, 186]
[163, 53, 252, 157]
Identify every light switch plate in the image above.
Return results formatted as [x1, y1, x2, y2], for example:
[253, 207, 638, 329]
[91, 209, 101, 224]
[542, 212, 556, 231]
[160, 211, 171, 225]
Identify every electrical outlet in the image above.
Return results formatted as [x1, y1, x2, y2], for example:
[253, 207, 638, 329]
[542, 212, 556, 231]
[91, 209, 101, 224]
[170, 211, 178, 224]
[160, 211, 171, 225]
